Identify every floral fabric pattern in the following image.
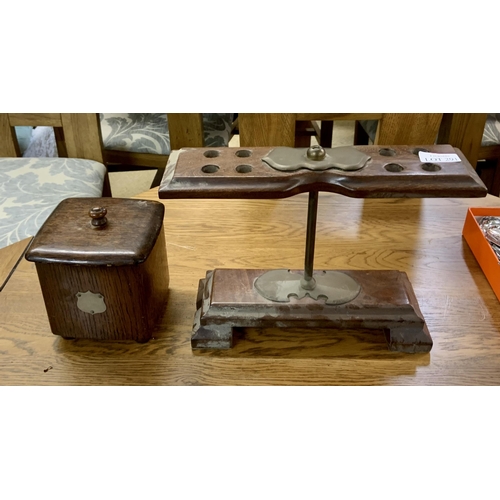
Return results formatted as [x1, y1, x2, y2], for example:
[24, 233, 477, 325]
[0, 158, 106, 249]
[100, 113, 171, 154]
[203, 113, 234, 147]
[482, 114, 500, 146]
[359, 120, 378, 142]
[99, 113, 233, 154]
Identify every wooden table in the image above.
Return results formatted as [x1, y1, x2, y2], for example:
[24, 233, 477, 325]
[2, 188, 500, 385]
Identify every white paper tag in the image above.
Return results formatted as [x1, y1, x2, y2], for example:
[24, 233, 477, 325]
[418, 152, 461, 163]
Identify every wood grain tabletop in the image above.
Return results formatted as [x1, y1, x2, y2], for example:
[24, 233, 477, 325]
[2, 188, 500, 385]
[0, 237, 32, 292]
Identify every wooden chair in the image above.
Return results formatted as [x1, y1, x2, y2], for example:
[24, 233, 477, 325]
[0, 113, 223, 247]
[100, 113, 205, 169]
[0, 113, 110, 248]
[0, 113, 112, 196]
[437, 113, 500, 195]
[98, 113, 211, 189]
[1, 113, 104, 159]
[437, 114, 488, 168]
[478, 115, 500, 195]
[1, 113, 234, 195]
[238, 113, 444, 148]
[99, 113, 236, 184]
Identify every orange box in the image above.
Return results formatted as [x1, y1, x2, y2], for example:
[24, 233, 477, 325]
[462, 207, 500, 301]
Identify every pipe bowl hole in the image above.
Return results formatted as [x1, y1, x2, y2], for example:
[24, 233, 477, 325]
[202, 164, 219, 174]
[203, 150, 220, 158]
[379, 148, 396, 157]
[236, 164, 252, 174]
[411, 147, 430, 155]
[384, 163, 404, 173]
[235, 149, 252, 158]
[421, 162, 441, 172]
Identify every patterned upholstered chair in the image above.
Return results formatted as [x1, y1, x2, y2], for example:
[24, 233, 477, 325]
[0, 114, 107, 249]
[0, 157, 106, 249]
[481, 114, 500, 153]
[7, 112, 235, 180]
[99, 113, 235, 171]
[10, 113, 235, 186]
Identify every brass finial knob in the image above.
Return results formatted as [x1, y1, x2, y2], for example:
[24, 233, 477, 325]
[89, 207, 108, 229]
[306, 145, 326, 161]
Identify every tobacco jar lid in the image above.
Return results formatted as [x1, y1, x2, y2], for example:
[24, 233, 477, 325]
[25, 197, 165, 266]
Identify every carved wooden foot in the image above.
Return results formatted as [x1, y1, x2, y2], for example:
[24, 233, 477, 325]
[191, 308, 233, 349]
[191, 274, 233, 349]
[385, 325, 433, 353]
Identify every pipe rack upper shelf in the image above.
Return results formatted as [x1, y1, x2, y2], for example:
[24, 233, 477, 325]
[158, 145, 487, 200]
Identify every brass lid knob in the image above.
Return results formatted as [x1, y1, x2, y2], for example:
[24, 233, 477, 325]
[89, 207, 108, 229]
[306, 145, 326, 161]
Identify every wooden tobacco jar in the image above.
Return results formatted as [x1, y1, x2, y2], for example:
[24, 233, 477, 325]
[25, 197, 169, 342]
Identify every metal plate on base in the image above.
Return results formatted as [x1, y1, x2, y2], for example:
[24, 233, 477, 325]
[254, 269, 361, 305]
